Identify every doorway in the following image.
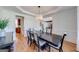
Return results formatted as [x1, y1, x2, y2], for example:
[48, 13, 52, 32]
[16, 15, 24, 35]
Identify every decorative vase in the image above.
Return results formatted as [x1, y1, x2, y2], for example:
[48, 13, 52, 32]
[0, 30, 5, 37]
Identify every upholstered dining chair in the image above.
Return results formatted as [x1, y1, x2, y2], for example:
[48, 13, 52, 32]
[33, 33, 48, 52]
[26, 30, 34, 46]
[48, 34, 67, 52]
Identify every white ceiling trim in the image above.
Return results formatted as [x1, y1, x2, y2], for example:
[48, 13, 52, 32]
[16, 6, 37, 16]
[43, 7, 62, 16]
[16, 6, 73, 17]
[16, 6, 63, 17]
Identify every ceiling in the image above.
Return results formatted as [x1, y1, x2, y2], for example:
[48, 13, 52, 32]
[19, 6, 59, 15]
[1, 6, 75, 17]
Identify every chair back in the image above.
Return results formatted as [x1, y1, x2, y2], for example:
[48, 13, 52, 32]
[27, 31, 30, 40]
[49, 34, 66, 49]
[60, 34, 67, 49]
[27, 30, 34, 40]
[34, 33, 38, 43]
[34, 33, 42, 47]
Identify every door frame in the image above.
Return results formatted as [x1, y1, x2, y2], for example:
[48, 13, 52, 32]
[16, 15, 24, 35]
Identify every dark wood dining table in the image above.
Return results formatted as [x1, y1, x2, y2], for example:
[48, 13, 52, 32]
[31, 30, 63, 47]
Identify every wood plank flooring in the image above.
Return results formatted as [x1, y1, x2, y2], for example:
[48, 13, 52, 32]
[14, 33, 76, 52]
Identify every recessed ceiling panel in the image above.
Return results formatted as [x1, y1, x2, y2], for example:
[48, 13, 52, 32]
[1, 6, 75, 16]
[20, 6, 59, 15]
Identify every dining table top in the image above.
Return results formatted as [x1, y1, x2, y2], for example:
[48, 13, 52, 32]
[30, 30, 63, 47]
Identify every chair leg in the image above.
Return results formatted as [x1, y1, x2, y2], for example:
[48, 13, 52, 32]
[48, 46, 50, 52]
[8, 44, 14, 52]
[30, 41, 32, 47]
[27, 39, 29, 44]
[38, 46, 40, 52]
[59, 48, 63, 52]
[29, 39, 33, 47]
[8, 48, 12, 52]
[33, 40, 36, 50]
[38, 48, 40, 52]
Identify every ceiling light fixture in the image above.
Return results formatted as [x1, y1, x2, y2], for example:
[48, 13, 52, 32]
[36, 6, 43, 20]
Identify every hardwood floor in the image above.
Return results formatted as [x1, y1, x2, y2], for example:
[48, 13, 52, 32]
[14, 33, 76, 52]
[14, 33, 36, 52]
[63, 41, 76, 52]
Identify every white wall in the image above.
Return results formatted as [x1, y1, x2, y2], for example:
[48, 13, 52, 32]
[0, 7, 16, 41]
[77, 7, 79, 51]
[0, 7, 36, 40]
[24, 15, 39, 36]
[44, 7, 77, 44]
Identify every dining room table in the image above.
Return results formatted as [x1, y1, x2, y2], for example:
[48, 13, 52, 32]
[31, 30, 63, 47]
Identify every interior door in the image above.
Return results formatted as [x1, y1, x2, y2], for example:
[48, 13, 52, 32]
[16, 18, 21, 33]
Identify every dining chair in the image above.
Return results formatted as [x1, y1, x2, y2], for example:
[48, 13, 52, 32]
[27, 30, 31, 46]
[26, 30, 34, 46]
[48, 34, 67, 52]
[33, 33, 48, 52]
[0, 32, 14, 52]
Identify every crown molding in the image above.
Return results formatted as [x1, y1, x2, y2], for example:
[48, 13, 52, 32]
[16, 6, 62, 17]
[16, 6, 37, 16]
[16, 6, 67, 17]
[43, 7, 62, 16]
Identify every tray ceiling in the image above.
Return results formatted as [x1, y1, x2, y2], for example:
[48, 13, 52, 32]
[1, 6, 75, 17]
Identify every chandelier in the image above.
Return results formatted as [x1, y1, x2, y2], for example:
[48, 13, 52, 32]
[36, 6, 43, 20]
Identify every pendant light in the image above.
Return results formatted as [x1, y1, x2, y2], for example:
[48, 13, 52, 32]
[36, 6, 43, 20]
